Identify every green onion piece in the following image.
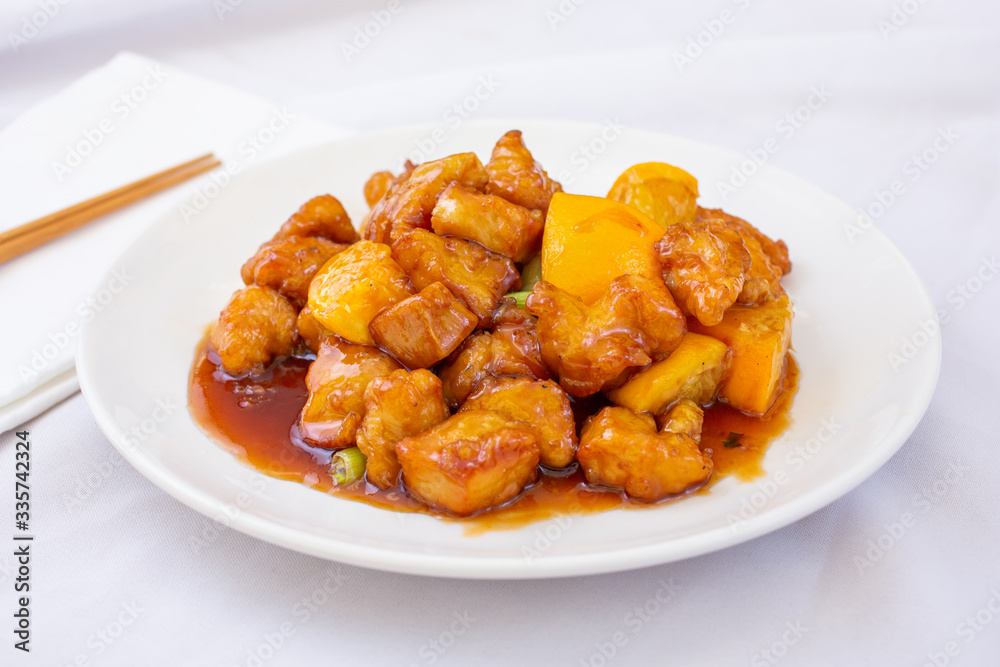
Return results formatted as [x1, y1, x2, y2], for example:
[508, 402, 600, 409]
[331, 447, 367, 485]
[722, 432, 743, 449]
[520, 255, 543, 291]
[506, 291, 532, 309]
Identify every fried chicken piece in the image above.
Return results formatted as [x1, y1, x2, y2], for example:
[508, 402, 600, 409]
[734, 231, 786, 305]
[655, 219, 751, 327]
[240, 235, 347, 308]
[461, 377, 577, 468]
[362, 161, 417, 209]
[654, 397, 705, 437]
[438, 321, 550, 408]
[526, 276, 686, 397]
[275, 195, 359, 244]
[695, 208, 788, 304]
[486, 297, 535, 329]
[391, 229, 521, 322]
[308, 241, 414, 346]
[356, 369, 449, 489]
[296, 306, 326, 354]
[485, 130, 562, 213]
[396, 410, 540, 515]
[297, 337, 402, 449]
[431, 182, 544, 262]
[698, 207, 791, 275]
[365, 153, 488, 244]
[364, 171, 395, 208]
[369, 282, 478, 369]
[210, 286, 299, 376]
[577, 400, 712, 501]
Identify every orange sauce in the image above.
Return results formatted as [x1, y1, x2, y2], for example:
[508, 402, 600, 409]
[701, 354, 799, 483]
[189, 340, 798, 532]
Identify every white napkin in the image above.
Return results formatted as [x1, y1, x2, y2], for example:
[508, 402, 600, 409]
[0, 51, 351, 432]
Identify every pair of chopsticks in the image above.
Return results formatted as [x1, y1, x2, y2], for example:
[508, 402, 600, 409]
[0, 153, 221, 265]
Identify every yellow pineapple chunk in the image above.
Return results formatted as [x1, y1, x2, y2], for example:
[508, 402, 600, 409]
[307, 240, 413, 346]
[605, 333, 729, 413]
[687, 296, 792, 415]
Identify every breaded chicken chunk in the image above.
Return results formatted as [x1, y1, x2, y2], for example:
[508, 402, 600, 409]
[734, 230, 786, 305]
[696, 208, 788, 305]
[365, 152, 488, 244]
[698, 207, 791, 275]
[577, 400, 711, 501]
[210, 285, 299, 376]
[241, 235, 347, 307]
[297, 337, 401, 449]
[655, 219, 751, 327]
[486, 297, 536, 329]
[485, 130, 562, 213]
[526, 275, 686, 397]
[369, 282, 478, 369]
[438, 321, 550, 409]
[363, 171, 395, 208]
[296, 306, 326, 354]
[356, 369, 449, 489]
[275, 194, 359, 244]
[363, 161, 417, 209]
[396, 410, 540, 515]
[460, 377, 577, 468]
[391, 229, 521, 322]
[431, 182, 544, 262]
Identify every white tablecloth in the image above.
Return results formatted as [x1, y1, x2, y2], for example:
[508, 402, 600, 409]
[2, 1, 999, 665]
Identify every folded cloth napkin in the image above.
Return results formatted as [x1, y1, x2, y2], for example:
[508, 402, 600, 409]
[0, 51, 351, 432]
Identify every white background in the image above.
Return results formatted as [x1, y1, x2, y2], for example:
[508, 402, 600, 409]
[1, 0, 999, 665]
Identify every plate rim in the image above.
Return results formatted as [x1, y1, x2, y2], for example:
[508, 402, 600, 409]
[76, 119, 942, 579]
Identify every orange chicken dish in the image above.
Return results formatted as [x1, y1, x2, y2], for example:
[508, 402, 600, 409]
[190, 130, 797, 521]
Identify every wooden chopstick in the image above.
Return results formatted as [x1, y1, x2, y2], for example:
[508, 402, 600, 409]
[0, 153, 221, 264]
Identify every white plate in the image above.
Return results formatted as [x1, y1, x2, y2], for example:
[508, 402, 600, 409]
[77, 120, 940, 579]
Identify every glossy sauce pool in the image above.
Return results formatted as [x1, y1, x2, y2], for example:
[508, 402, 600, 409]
[189, 340, 798, 534]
